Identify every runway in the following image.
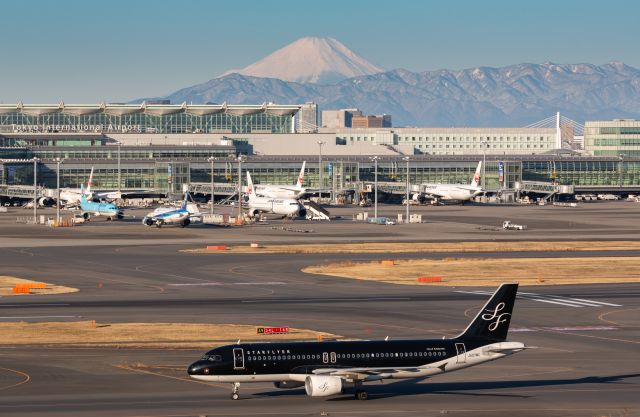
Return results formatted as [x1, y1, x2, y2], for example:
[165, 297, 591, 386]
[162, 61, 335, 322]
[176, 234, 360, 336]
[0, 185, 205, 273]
[1, 204, 639, 416]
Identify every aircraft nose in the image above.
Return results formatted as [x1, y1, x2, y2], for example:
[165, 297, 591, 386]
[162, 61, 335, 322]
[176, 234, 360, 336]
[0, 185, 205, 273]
[188, 361, 212, 376]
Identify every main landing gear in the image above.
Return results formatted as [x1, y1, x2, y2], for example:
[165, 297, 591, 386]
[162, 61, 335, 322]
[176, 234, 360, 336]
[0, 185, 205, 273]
[355, 389, 368, 400]
[231, 382, 240, 400]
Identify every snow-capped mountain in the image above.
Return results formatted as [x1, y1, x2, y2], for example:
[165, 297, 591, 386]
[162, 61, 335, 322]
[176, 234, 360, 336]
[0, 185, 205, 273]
[136, 36, 640, 126]
[143, 61, 640, 127]
[221, 37, 384, 84]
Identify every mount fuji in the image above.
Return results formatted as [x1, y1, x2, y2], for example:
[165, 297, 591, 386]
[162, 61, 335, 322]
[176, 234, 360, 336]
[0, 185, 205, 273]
[137, 38, 640, 127]
[221, 37, 384, 84]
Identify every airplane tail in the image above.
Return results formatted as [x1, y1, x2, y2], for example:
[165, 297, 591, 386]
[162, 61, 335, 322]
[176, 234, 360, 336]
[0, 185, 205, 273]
[456, 283, 518, 342]
[86, 167, 94, 194]
[296, 161, 306, 189]
[181, 192, 189, 209]
[246, 171, 256, 198]
[471, 161, 482, 187]
[80, 184, 88, 204]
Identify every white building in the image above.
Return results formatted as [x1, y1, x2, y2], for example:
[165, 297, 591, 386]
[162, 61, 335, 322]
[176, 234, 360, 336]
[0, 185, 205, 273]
[327, 127, 558, 155]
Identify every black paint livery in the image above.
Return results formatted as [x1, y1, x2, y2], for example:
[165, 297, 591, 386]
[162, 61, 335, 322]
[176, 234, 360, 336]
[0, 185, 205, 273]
[188, 283, 527, 400]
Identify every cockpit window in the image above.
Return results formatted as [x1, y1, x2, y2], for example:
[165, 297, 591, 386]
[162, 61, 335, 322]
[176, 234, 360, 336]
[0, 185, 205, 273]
[201, 354, 222, 362]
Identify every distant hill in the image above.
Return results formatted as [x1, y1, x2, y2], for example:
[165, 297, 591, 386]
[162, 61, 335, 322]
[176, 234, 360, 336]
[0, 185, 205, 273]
[137, 38, 640, 126]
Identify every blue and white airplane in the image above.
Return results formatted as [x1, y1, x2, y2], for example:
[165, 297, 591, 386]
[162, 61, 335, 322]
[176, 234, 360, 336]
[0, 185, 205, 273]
[79, 185, 124, 221]
[142, 193, 195, 228]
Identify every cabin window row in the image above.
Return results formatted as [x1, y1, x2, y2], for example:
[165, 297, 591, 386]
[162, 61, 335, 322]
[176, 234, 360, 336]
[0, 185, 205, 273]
[247, 351, 445, 362]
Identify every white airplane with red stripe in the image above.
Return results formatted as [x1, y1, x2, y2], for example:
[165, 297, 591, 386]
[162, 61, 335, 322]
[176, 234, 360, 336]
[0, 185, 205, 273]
[251, 161, 307, 199]
[421, 161, 483, 203]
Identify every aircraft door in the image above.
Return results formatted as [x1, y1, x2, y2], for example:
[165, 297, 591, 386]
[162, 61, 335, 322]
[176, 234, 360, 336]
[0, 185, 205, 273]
[322, 352, 329, 364]
[233, 348, 245, 369]
[455, 343, 466, 364]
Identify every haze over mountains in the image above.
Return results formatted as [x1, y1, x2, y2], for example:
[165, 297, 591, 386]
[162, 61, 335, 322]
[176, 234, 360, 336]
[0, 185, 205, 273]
[142, 37, 640, 127]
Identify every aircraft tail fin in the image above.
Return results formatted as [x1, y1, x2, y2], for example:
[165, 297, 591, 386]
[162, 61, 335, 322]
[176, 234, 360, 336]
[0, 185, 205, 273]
[471, 161, 482, 187]
[296, 161, 306, 189]
[80, 184, 88, 204]
[181, 192, 189, 209]
[456, 283, 518, 342]
[246, 171, 256, 198]
[86, 167, 94, 194]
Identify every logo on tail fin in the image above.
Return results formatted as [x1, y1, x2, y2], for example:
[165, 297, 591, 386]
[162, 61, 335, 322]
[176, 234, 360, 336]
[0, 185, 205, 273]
[246, 171, 255, 196]
[471, 161, 482, 187]
[296, 161, 306, 189]
[481, 302, 511, 331]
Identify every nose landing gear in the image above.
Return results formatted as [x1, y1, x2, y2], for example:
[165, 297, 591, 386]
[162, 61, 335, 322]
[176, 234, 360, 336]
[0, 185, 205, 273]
[230, 382, 240, 400]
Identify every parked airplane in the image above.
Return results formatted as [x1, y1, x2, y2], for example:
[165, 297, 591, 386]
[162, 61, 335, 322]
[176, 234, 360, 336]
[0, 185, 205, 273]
[188, 283, 528, 400]
[142, 193, 195, 228]
[79, 185, 123, 221]
[245, 171, 306, 219]
[55, 167, 122, 206]
[420, 161, 483, 203]
[251, 161, 307, 199]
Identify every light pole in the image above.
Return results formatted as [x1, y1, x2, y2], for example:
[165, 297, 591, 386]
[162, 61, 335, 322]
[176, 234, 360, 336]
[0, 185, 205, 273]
[402, 156, 410, 223]
[32, 157, 39, 224]
[317, 141, 325, 197]
[55, 157, 64, 225]
[481, 140, 488, 189]
[207, 156, 217, 215]
[116, 141, 122, 194]
[619, 154, 625, 189]
[237, 155, 246, 223]
[370, 156, 379, 218]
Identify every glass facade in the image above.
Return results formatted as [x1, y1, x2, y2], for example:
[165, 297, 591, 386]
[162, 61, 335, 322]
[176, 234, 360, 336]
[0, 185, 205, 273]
[3, 150, 640, 193]
[0, 104, 299, 134]
[585, 120, 640, 157]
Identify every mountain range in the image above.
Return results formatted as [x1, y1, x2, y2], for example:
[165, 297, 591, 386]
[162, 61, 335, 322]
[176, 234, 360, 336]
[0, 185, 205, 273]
[140, 37, 640, 127]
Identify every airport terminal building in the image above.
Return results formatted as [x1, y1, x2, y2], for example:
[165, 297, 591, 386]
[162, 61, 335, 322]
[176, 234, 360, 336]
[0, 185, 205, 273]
[1, 102, 640, 198]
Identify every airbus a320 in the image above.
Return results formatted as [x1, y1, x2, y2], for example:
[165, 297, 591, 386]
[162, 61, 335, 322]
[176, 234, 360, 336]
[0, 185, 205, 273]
[188, 283, 529, 400]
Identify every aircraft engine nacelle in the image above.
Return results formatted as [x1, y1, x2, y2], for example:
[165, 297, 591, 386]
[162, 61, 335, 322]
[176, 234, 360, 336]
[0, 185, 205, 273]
[304, 375, 343, 397]
[143, 217, 154, 226]
[38, 197, 55, 207]
[248, 208, 261, 219]
[273, 381, 304, 389]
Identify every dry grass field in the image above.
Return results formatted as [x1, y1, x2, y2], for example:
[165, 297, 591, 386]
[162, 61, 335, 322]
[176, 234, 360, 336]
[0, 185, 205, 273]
[0, 321, 338, 348]
[0, 275, 78, 296]
[303, 257, 640, 286]
[185, 241, 640, 255]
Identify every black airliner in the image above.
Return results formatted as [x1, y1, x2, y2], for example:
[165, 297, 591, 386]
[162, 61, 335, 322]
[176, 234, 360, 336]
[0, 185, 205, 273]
[188, 283, 528, 400]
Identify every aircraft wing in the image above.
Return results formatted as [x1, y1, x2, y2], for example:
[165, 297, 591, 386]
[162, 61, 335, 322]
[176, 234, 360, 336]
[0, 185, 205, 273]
[312, 366, 427, 381]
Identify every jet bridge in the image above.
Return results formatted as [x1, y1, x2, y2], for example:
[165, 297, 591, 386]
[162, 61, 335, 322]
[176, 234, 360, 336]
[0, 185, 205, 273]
[515, 181, 574, 201]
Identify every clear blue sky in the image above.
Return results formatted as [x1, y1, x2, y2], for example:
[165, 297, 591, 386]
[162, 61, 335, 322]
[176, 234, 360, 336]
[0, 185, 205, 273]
[1, 0, 638, 102]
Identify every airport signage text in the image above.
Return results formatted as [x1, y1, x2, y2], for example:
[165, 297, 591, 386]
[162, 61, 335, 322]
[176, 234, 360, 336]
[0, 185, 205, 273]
[12, 124, 143, 133]
[256, 326, 290, 335]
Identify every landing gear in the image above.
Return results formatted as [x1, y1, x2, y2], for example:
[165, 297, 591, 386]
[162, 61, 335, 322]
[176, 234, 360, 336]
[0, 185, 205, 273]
[230, 382, 240, 400]
[355, 389, 368, 400]
[155, 220, 163, 228]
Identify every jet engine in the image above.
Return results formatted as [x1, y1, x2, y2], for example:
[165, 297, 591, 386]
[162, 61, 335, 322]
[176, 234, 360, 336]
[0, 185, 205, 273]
[273, 381, 304, 389]
[143, 217, 154, 226]
[38, 197, 55, 207]
[304, 375, 343, 397]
